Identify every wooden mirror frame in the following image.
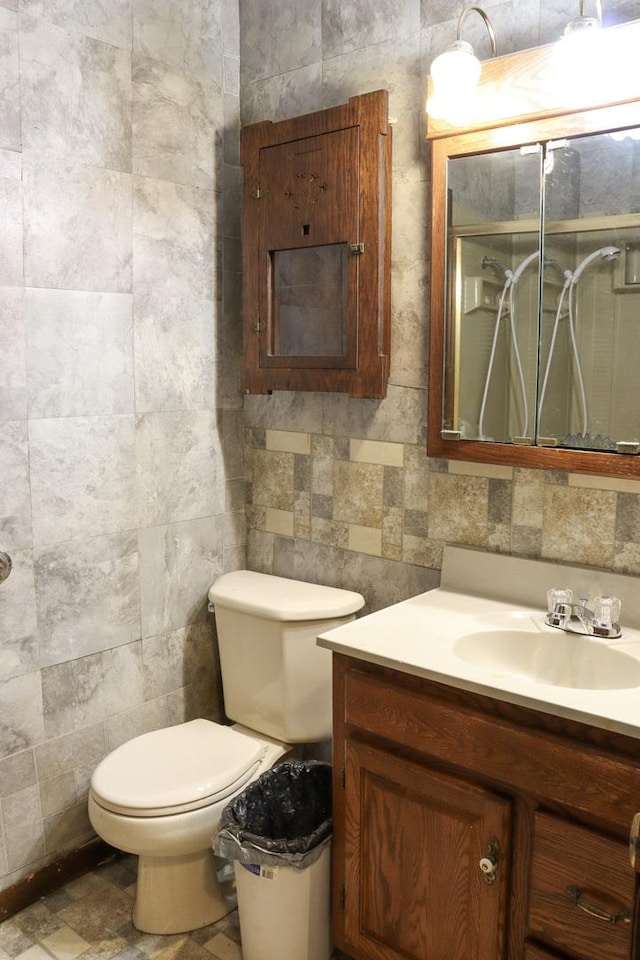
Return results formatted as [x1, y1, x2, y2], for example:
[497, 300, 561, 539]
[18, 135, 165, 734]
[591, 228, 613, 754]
[427, 20, 640, 479]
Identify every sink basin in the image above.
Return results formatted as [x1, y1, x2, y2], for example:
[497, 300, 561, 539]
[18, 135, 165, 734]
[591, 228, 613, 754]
[453, 629, 640, 690]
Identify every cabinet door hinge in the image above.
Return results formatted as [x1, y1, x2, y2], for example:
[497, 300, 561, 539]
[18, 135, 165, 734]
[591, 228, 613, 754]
[339, 884, 346, 910]
[340, 765, 345, 789]
[253, 186, 261, 199]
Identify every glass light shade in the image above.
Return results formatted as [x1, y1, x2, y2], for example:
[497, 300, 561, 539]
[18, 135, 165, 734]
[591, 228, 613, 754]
[428, 40, 482, 123]
[555, 20, 635, 111]
[553, 20, 604, 106]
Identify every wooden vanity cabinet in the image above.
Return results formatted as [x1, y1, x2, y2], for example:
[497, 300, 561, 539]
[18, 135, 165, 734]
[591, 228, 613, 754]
[331, 654, 640, 960]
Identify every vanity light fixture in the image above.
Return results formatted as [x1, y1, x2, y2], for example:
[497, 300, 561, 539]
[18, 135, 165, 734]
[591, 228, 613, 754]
[562, 0, 603, 38]
[427, 5, 497, 124]
[554, 0, 605, 105]
[426, 1, 640, 135]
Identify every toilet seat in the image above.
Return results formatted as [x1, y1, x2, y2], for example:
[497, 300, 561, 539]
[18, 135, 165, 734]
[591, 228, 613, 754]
[90, 719, 268, 817]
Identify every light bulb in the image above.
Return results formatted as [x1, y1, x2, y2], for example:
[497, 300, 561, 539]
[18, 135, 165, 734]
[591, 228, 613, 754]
[427, 7, 497, 126]
[554, 23, 603, 107]
[429, 41, 481, 124]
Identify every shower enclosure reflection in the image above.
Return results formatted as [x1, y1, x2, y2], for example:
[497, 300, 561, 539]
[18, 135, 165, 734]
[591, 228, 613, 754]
[445, 128, 640, 453]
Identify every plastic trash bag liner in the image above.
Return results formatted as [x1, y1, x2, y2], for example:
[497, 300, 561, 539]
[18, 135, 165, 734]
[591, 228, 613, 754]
[213, 760, 332, 869]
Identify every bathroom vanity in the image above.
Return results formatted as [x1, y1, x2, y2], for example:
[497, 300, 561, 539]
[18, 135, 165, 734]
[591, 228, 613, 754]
[318, 547, 640, 960]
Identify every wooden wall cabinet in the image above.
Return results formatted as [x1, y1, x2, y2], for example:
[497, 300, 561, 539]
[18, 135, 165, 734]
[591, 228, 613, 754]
[332, 655, 640, 960]
[240, 90, 392, 398]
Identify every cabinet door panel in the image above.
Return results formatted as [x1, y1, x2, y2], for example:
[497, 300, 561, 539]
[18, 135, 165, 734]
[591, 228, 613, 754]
[529, 812, 634, 960]
[258, 127, 358, 369]
[343, 738, 511, 960]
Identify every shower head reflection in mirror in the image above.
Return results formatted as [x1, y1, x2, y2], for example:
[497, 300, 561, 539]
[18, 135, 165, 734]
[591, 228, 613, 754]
[480, 255, 509, 280]
[572, 244, 621, 281]
[538, 246, 621, 439]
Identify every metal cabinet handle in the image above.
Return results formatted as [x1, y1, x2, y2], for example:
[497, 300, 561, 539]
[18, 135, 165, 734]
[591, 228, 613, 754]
[565, 886, 631, 924]
[0, 552, 11, 584]
[630, 812, 640, 871]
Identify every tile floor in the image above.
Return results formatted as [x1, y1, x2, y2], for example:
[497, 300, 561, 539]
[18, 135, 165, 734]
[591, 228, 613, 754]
[0, 856, 348, 960]
[0, 855, 240, 960]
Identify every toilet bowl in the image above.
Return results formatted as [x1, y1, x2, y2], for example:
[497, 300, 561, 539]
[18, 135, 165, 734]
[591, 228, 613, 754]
[89, 720, 286, 934]
[88, 571, 364, 935]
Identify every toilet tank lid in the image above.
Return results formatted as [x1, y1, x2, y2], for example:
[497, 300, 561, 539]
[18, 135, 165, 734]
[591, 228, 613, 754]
[209, 570, 365, 621]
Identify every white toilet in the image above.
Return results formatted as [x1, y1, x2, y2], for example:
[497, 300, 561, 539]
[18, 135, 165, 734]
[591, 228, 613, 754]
[88, 571, 364, 935]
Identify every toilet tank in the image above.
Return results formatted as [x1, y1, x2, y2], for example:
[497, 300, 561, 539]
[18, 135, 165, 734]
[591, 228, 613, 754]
[208, 571, 364, 743]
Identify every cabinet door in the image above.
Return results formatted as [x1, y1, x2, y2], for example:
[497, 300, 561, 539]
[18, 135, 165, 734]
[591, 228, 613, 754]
[241, 90, 391, 398]
[343, 738, 511, 960]
[529, 812, 634, 960]
[257, 127, 358, 371]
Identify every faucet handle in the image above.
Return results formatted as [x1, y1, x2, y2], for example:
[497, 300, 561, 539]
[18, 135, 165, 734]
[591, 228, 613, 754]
[547, 587, 573, 613]
[594, 595, 621, 628]
[546, 587, 573, 628]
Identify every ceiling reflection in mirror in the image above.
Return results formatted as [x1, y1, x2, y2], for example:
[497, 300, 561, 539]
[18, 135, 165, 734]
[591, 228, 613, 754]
[445, 127, 640, 454]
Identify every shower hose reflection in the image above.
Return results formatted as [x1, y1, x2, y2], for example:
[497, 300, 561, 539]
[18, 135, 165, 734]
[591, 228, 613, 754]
[478, 251, 539, 440]
[537, 246, 621, 437]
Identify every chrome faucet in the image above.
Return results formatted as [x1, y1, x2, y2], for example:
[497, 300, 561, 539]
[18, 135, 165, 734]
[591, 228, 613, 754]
[545, 589, 622, 638]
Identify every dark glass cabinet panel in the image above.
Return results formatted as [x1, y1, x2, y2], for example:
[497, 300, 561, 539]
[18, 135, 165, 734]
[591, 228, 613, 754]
[271, 245, 348, 359]
[241, 91, 392, 397]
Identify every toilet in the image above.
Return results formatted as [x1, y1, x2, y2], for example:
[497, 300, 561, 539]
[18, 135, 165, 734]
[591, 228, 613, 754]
[88, 571, 364, 935]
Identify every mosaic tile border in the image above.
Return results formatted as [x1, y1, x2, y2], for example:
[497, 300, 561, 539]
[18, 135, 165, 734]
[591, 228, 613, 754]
[245, 428, 640, 575]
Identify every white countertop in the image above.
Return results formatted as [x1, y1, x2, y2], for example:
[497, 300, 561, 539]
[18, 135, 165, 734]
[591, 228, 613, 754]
[317, 547, 640, 740]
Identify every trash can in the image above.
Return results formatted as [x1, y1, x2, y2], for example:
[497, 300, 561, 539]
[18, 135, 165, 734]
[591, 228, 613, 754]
[213, 760, 333, 960]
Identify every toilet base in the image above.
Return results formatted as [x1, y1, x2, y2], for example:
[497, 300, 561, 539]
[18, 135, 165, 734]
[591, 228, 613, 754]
[133, 849, 235, 934]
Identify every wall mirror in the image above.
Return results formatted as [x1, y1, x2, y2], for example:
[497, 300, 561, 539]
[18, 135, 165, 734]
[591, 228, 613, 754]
[427, 20, 640, 478]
